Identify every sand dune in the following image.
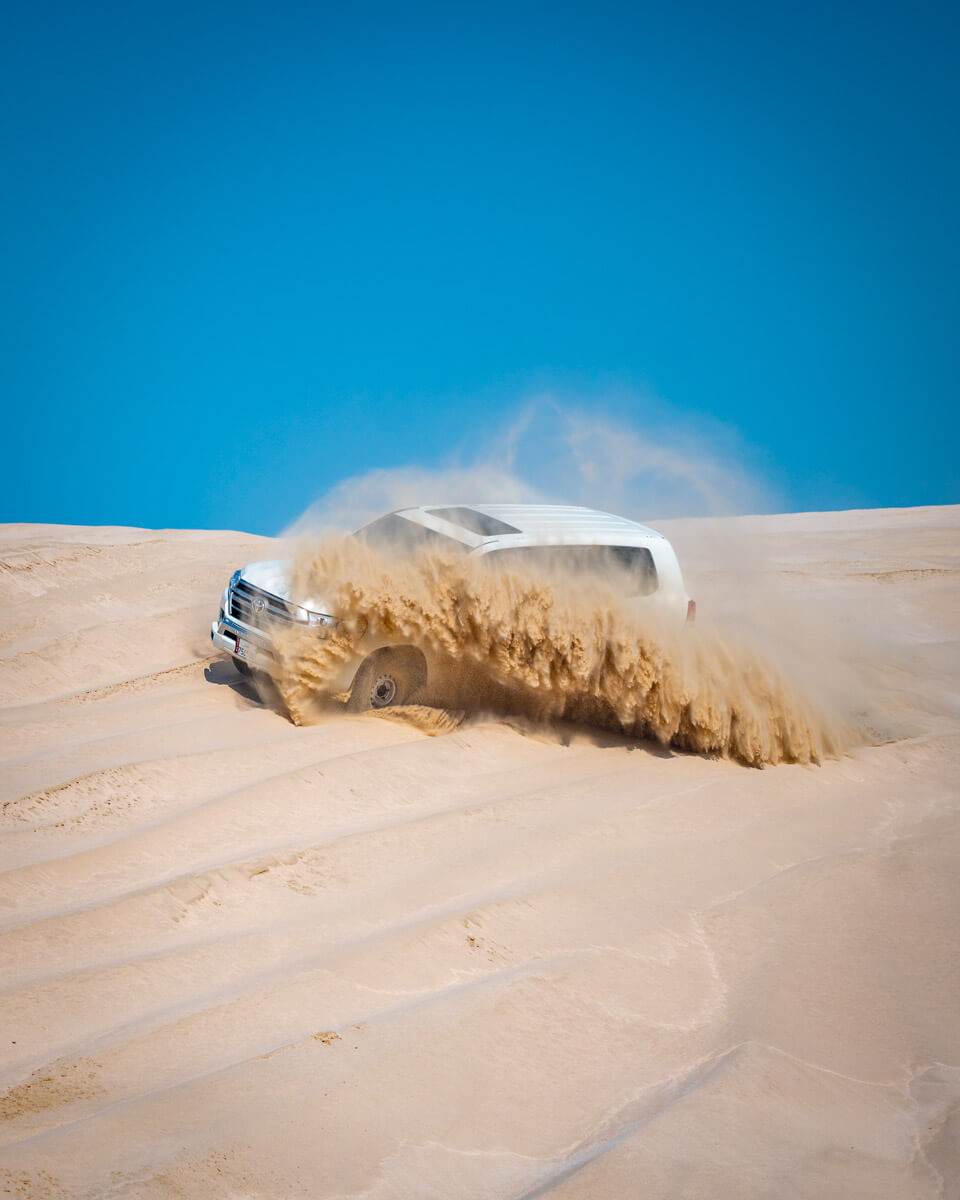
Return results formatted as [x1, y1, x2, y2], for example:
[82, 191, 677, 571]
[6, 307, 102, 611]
[0, 508, 958, 1198]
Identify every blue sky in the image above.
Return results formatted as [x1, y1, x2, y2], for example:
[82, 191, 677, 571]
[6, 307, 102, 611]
[3, 0, 957, 534]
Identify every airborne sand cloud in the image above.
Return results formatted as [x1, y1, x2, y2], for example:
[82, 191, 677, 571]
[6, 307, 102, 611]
[272, 535, 859, 765]
[272, 401, 880, 764]
[286, 396, 777, 535]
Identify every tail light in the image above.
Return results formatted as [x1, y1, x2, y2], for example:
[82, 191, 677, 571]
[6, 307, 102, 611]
[686, 599, 697, 623]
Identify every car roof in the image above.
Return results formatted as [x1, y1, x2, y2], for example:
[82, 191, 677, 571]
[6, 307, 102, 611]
[394, 503, 666, 547]
[471, 504, 664, 539]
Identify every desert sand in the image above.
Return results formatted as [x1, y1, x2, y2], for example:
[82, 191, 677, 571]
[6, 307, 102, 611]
[0, 506, 957, 1199]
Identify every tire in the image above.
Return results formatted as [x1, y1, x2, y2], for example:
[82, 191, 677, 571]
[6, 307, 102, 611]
[347, 647, 427, 712]
[235, 659, 274, 703]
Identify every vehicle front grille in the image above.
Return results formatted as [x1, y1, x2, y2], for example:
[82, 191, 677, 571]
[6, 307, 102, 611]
[229, 579, 296, 628]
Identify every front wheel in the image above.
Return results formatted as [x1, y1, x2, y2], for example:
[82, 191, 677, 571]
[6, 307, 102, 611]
[347, 647, 427, 712]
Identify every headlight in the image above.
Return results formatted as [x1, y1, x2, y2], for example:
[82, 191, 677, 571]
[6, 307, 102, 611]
[298, 607, 338, 628]
[229, 569, 241, 588]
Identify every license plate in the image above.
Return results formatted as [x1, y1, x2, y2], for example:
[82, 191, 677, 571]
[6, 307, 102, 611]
[235, 636, 257, 663]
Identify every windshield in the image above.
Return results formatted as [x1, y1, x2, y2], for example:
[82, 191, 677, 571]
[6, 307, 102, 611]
[483, 544, 658, 596]
[426, 506, 520, 537]
[354, 513, 470, 557]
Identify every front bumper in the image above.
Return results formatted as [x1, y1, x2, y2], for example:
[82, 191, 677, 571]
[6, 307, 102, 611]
[210, 613, 274, 667]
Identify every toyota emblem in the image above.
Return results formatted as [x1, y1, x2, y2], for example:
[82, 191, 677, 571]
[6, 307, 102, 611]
[254, 597, 267, 614]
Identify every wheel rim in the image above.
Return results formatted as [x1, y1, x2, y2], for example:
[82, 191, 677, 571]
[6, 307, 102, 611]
[371, 673, 399, 707]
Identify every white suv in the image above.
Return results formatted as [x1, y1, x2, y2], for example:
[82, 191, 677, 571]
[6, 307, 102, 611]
[211, 504, 694, 710]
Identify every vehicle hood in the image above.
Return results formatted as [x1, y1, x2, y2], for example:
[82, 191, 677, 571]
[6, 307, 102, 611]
[239, 559, 293, 599]
[239, 559, 333, 616]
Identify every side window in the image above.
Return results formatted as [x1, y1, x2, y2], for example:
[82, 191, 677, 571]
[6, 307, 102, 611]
[607, 546, 658, 596]
[484, 545, 658, 595]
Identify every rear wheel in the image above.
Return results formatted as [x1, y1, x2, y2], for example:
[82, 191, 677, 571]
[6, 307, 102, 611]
[347, 647, 427, 712]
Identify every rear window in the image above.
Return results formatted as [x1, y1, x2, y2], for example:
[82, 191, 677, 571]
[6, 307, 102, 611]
[426, 507, 521, 537]
[484, 544, 658, 596]
[354, 513, 469, 557]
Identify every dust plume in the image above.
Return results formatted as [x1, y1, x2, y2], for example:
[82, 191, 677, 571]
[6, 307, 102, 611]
[283, 395, 777, 537]
[269, 536, 861, 766]
[272, 400, 893, 762]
